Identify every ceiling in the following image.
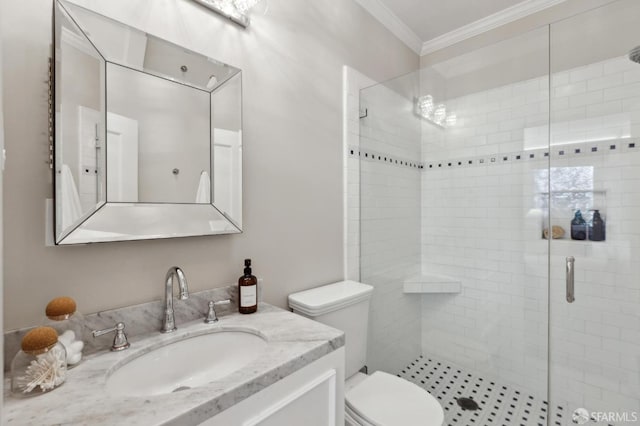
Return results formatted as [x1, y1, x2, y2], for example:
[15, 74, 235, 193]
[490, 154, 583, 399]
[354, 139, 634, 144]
[379, 0, 523, 42]
[354, 0, 568, 55]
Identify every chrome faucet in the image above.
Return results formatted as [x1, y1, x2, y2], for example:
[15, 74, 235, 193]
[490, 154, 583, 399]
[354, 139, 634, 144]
[161, 266, 189, 333]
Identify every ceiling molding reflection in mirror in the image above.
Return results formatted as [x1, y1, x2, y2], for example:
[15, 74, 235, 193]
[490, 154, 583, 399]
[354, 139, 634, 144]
[53, 0, 243, 244]
[190, 0, 267, 27]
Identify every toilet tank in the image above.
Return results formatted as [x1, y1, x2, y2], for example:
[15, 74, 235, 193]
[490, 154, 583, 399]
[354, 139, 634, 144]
[288, 280, 373, 378]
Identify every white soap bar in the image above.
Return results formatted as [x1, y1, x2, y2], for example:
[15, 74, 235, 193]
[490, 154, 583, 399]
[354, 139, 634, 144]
[59, 330, 75, 345]
[59, 339, 72, 353]
[69, 340, 84, 354]
[67, 352, 82, 365]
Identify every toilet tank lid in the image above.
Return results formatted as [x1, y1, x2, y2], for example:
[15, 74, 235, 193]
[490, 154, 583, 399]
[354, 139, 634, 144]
[288, 280, 373, 317]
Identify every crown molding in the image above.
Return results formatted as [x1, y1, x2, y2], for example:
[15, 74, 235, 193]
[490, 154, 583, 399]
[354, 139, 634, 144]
[352, 0, 423, 54]
[421, 0, 568, 56]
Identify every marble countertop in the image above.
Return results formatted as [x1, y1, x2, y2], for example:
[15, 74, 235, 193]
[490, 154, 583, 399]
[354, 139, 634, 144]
[3, 303, 344, 426]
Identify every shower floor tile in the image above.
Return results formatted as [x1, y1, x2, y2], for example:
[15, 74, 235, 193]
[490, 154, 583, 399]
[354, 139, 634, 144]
[397, 355, 616, 426]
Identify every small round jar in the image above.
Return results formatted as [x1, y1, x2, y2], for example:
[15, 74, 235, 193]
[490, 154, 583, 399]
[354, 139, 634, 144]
[11, 327, 67, 398]
[43, 297, 85, 368]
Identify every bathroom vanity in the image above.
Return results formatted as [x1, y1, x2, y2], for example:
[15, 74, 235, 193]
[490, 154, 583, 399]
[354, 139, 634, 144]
[3, 304, 345, 425]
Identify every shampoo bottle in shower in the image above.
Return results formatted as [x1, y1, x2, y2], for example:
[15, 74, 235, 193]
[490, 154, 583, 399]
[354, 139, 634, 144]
[588, 210, 606, 241]
[238, 259, 258, 314]
[570, 210, 587, 240]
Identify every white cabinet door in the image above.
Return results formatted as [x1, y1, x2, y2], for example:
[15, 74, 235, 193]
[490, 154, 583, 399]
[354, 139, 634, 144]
[203, 347, 345, 426]
[244, 369, 336, 426]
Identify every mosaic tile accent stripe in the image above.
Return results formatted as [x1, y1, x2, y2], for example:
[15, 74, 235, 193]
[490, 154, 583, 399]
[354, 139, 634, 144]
[423, 138, 640, 172]
[351, 137, 640, 173]
[348, 145, 424, 169]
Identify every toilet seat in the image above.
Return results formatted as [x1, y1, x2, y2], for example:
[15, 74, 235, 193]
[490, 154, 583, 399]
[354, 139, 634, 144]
[345, 371, 444, 426]
[345, 404, 375, 426]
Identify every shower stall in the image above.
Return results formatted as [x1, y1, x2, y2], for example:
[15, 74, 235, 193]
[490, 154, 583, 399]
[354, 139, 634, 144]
[356, 1, 640, 424]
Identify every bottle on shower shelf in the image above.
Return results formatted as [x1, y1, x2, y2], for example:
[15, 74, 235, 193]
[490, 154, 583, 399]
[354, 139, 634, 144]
[570, 210, 587, 240]
[588, 210, 606, 241]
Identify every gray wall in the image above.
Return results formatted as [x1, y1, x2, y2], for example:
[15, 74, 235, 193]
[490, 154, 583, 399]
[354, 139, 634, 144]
[1, 0, 418, 330]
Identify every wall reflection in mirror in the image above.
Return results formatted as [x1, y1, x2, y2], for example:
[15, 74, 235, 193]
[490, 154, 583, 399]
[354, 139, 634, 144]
[54, 0, 242, 244]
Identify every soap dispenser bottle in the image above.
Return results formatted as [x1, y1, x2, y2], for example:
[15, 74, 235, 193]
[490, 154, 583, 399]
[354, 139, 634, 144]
[238, 259, 257, 314]
[570, 210, 587, 240]
[589, 210, 606, 241]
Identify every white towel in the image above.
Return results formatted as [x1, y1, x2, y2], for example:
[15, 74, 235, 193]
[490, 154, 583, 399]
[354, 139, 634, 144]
[195, 171, 210, 203]
[60, 164, 83, 229]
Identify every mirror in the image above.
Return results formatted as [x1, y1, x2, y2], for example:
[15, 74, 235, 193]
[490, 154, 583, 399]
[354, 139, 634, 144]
[53, 0, 242, 244]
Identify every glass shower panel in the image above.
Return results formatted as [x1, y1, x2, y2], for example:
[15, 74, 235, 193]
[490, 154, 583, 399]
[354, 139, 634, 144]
[549, 0, 640, 422]
[359, 71, 423, 376]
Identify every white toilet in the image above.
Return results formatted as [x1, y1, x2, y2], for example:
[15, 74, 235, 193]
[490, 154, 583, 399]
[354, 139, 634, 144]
[289, 280, 444, 426]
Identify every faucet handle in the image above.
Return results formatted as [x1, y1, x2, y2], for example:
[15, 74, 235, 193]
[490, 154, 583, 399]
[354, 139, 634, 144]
[204, 299, 231, 324]
[92, 322, 130, 351]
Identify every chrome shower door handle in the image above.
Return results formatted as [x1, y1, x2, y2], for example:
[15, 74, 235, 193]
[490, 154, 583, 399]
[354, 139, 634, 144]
[566, 256, 575, 303]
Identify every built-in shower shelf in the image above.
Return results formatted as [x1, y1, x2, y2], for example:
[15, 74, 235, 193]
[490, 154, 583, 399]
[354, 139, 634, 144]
[403, 274, 461, 294]
[537, 189, 606, 195]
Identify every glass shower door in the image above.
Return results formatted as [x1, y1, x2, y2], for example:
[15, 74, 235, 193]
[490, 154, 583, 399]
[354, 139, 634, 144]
[549, 0, 640, 423]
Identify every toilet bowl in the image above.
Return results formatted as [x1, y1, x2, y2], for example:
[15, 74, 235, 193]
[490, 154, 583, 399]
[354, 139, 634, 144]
[289, 280, 444, 426]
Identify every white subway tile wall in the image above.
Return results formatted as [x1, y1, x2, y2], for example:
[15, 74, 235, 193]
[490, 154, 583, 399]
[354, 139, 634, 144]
[420, 55, 640, 415]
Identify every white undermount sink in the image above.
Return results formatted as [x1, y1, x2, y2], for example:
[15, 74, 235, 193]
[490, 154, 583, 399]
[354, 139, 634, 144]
[105, 331, 268, 397]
